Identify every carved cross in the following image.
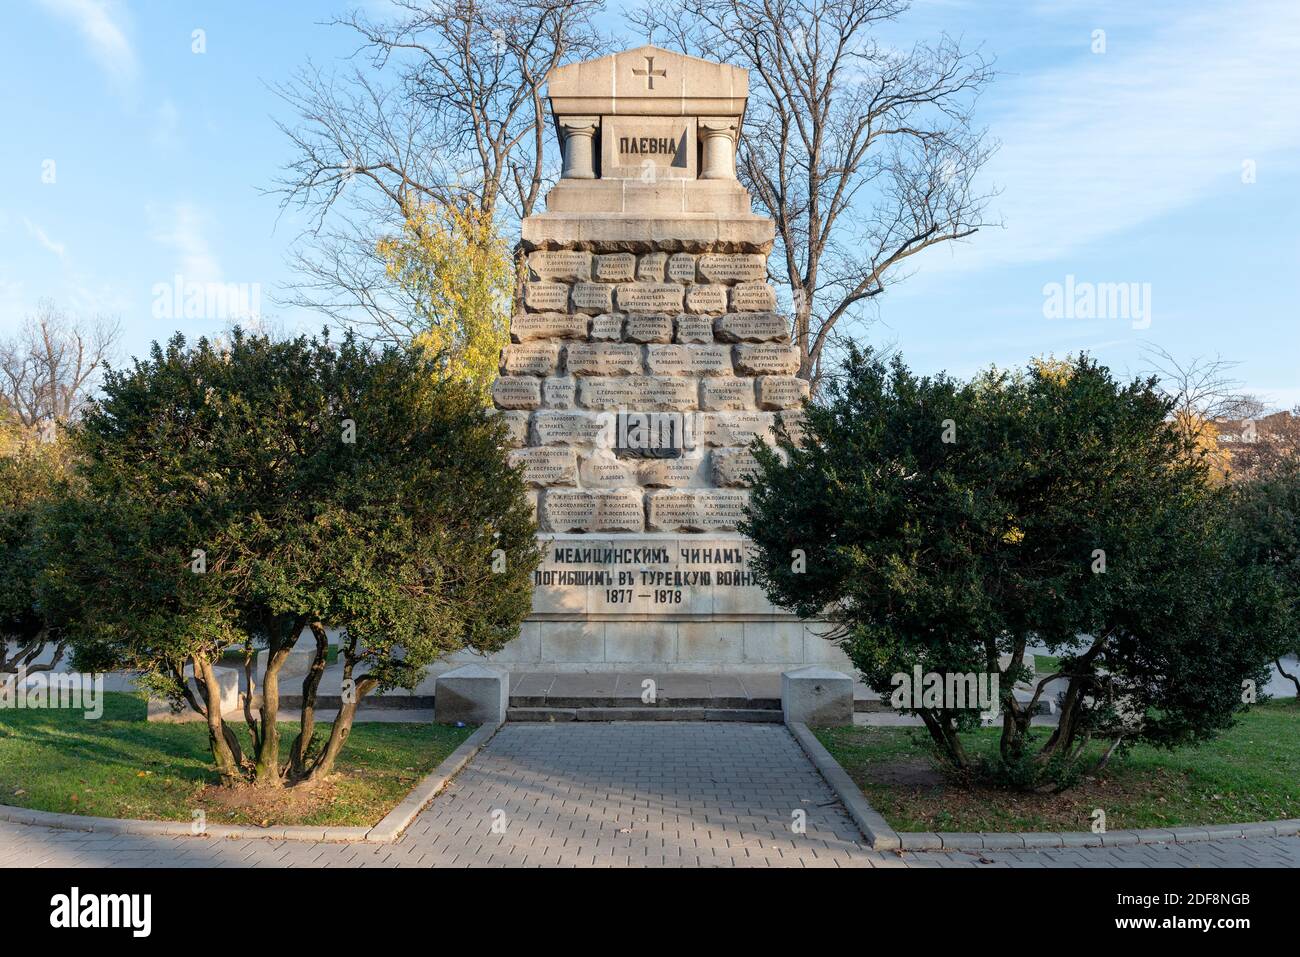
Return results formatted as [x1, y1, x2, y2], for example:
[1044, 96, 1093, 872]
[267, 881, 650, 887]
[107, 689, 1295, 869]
[632, 55, 667, 90]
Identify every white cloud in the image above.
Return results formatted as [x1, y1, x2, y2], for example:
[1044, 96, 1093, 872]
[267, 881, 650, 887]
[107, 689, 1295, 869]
[39, 0, 137, 87]
[937, 0, 1300, 270]
[23, 217, 66, 258]
[147, 202, 222, 283]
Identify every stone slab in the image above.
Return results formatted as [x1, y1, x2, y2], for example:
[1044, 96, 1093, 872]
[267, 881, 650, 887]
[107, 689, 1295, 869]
[571, 282, 615, 315]
[756, 376, 809, 409]
[645, 344, 732, 377]
[527, 250, 592, 283]
[523, 281, 571, 312]
[501, 342, 561, 376]
[589, 314, 624, 341]
[578, 376, 697, 411]
[684, 284, 728, 314]
[433, 664, 509, 725]
[542, 376, 576, 409]
[699, 377, 756, 411]
[733, 343, 801, 376]
[565, 342, 643, 376]
[510, 312, 588, 342]
[492, 376, 542, 410]
[623, 314, 674, 343]
[495, 410, 530, 447]
[674, 314, 714, 343]
[697, 253, 766, 283]
[729, 282, 778, 312]
[715, 312, 788, 343]
[616, 282, 684, 313]
[508, 447, 579, 487]
[594, 253, 636, 282]
[782, 667, 853, 726]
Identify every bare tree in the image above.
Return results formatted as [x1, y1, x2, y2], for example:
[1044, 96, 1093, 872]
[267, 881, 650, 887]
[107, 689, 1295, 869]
[0, 300, 121, 427]
[1137, 344, 1300, 483]
[1142, 345, 1254, 423]
[631, 0, 997, 389]
[273, 0, 605, 341]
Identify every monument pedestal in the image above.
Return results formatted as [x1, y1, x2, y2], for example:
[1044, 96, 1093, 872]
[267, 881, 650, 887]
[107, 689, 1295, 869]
[488, 46, 840, 674]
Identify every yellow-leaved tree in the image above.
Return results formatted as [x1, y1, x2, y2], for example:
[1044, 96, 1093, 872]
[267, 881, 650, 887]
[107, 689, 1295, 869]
[1030, 355, 1075, 387]
[1171, 410, 1231, 484]
[377, 200, 515, 402]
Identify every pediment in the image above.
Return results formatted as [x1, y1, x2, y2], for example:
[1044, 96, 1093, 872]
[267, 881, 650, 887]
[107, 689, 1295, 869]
[547, 45, 748, 117]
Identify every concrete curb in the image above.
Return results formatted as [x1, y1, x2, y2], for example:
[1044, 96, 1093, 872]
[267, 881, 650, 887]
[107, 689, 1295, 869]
[786, 722, 1300, 852]
[364, 721, 500, 843]
[0, 721, 501, 844]
[786, 721, 901, 850]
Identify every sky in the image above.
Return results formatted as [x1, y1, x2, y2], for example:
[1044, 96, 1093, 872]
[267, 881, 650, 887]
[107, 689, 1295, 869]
[2, 0, 1297, 407]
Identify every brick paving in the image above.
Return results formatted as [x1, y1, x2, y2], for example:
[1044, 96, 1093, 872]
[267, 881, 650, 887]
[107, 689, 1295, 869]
[1, 723, 1297, 868]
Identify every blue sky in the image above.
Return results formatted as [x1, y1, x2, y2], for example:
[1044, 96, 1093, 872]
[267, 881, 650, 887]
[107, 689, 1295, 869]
[2, 0, 1297, 406]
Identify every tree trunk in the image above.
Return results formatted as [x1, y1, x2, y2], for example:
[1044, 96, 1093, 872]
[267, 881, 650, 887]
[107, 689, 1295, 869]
[290, 623, 331, 778]
[195, 656, 242, 782]
[1034, 631, 1113, 765]
[917, 708, 970, 770]
[1, 629, 66, 676]
[255, 645, 291, 787]
[998, 636, 1031, 761]
[1093, 736, 1123, 773]
[1038, 675, 1092, 763]
[1275, 658, 1300, 699]
[241, 642, 261, 754]
[305, 664, 377, 782]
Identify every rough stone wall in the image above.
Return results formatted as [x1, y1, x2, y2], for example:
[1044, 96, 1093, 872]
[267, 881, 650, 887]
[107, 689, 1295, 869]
[492, 245, 809, 535]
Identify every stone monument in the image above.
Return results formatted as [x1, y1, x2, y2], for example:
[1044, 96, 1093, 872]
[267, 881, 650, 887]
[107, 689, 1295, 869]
[485, 46, 847, 673]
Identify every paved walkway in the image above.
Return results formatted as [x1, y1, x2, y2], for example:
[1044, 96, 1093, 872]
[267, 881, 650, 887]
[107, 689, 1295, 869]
[2, 723, 1297, 867]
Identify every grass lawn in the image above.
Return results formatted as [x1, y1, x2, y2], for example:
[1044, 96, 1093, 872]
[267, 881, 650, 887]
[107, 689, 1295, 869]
[1033, 654, 1060, 674]
[0, 692, 473, 827]
[816, 700, 1300, 833]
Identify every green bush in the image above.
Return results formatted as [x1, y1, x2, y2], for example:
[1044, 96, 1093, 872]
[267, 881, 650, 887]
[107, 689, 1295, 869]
[742, 348, 1279, 790]
[45, 329, 538, 785]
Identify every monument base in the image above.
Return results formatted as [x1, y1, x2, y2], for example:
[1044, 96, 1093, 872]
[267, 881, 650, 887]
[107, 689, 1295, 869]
[430, 533, 851, 674]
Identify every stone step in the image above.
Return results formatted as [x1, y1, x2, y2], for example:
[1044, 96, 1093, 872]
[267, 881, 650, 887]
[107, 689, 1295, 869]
[507, 706, 783, 723]
[274, 694, 436, 711]
[510, 694, 780, 710]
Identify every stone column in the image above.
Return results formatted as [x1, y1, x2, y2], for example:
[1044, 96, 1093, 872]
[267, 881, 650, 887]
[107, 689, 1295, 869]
[698, 117, 738, 180]
[558, 116, 598, 180]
